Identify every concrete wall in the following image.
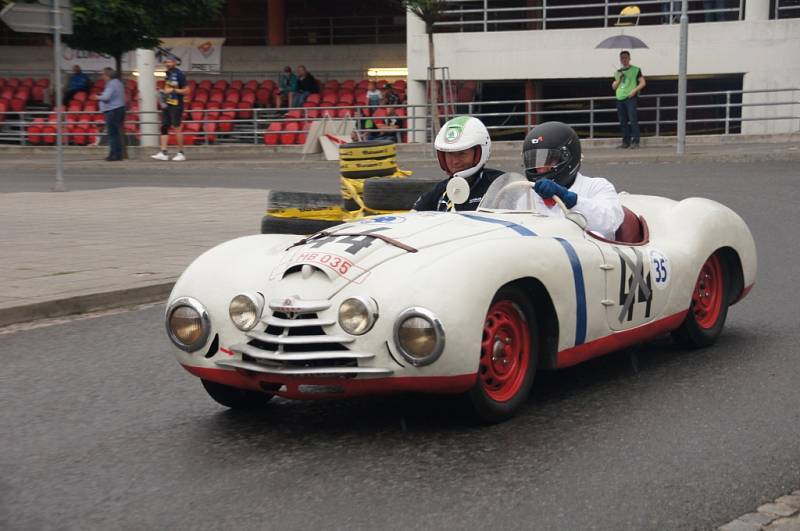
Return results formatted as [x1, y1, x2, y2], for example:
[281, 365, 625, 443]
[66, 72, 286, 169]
[406, 5, 800, 134]
[0, 43, 406, 79]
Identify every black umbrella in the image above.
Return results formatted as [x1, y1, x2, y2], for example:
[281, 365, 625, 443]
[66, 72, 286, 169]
[595, 35, 649, 49]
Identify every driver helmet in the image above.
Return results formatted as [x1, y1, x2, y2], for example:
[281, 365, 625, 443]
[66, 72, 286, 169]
[522, 121, 581, 188]
[434, 116, 491, 181]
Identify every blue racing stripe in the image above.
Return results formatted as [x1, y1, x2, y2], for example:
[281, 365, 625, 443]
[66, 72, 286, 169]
[555, 237, 587, 346]
[460, 214, 537, 236]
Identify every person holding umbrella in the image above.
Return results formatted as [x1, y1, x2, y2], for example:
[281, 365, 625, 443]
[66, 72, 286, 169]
[612, 50, 646, 149]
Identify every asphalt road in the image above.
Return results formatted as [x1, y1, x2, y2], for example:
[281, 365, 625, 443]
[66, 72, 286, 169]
[2, 160, 800, 530]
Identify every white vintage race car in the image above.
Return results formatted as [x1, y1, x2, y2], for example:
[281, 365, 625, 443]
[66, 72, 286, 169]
[165, 173, 756, 422]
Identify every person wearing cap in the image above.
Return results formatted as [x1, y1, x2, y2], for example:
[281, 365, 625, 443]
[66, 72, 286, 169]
[413, 116, 502, 212]
[275, 66, 297, 109]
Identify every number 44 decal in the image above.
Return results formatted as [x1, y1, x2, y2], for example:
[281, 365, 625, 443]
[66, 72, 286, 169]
[615, 247, 652, 323]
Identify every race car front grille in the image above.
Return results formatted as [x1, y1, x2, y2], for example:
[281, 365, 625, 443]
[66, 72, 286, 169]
[218, 297, 391, 377]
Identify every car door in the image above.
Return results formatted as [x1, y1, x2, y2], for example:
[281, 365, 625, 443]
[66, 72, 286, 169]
[598, 242, 662, 332]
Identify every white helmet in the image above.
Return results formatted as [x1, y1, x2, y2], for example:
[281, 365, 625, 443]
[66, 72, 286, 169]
[434, 116, 492, 181]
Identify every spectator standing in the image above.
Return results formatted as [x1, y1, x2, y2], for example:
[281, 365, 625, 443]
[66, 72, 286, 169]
[152, 56, 189, 161]
[92, 67, 125, 161]
[292, 65, 319, 107]
[275, 66, 297, 109]
[612, 50, 646, 149]
[365, 81, 382, 108]
[64, 65, 91, 105]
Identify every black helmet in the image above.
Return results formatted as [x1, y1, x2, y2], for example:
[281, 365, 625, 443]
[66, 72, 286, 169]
[522, 121, 581, 188]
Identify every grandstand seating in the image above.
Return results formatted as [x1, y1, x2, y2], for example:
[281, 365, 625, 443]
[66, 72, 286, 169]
[0, 74, 480, 146]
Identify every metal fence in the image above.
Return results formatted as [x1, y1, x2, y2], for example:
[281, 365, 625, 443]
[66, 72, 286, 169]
[433, 0, 800, 31]
[286, 16, 406, 45]
[1, 88, 796, 146]
[775, 0, 800, 19]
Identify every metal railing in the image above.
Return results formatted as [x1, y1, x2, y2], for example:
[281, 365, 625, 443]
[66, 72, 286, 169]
[433, 0, 752, 31]
[775, 0, 800, 19]
[1, 88, 796, 146]
[286, 15, 406, 45]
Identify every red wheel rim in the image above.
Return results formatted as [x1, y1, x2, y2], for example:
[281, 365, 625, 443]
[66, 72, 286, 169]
[479, 300, 531, 402]
[691, 255, 724, 329]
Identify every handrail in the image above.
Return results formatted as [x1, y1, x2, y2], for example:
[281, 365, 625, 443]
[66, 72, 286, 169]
[1, 88, 797, 146]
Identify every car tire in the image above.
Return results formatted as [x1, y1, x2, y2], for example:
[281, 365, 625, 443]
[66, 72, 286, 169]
[363, 177, 439, 211]
[339, 139, 396, 160]
[672, 252, 730, 349]
[261, 215, 341, 235]
[201, 379, 274, 410]
[266, 190, 342, 211]
[467, 287, 538, 423]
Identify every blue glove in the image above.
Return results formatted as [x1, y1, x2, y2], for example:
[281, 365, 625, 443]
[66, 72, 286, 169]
[534, 179, 578, 209]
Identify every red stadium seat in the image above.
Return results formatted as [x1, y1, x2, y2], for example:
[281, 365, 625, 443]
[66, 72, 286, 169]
[7, 78, 20, 88]
[10, 98, 26, 112]
[323, 79, 339, 91]
[286, 109, 302, 119]
[194, 89, 209, 103]
[261, 79, 276, 92]
[263, 121, 282, 145]
[21, 77, 34, 87]
[30, 86, 45, 102]
[1, 87, 14, 100]
[72, 91, 88, 103]
[190, 102, 205, 122]
[27, 117, 45, 144]
[209, 90, 224, 104]
[35, 78, 49, 88]
[240, 90, 256, 103]
[341, 80, 356, 90]
[198, 80, 213, 91]
[337, 108, 354, 119]
[306, 93, 321, 105]
[355, 94, 368, 106]
[393, 80, 407, 90]
[339, 93, 355, 105]
[306, 108, 319, 119]
[320, 107, 336, 119]
[244, 80, 258, 91]
[230, 80, 243, 90]
[280, 121, 299, 144]
[224, 89, 240, 103]
[203, 122, 217, 143]
[321, 91, 338, 105]
[236, 101, 253, 119]
[256, 88, 271, 107]
[213, 80, 228, 91]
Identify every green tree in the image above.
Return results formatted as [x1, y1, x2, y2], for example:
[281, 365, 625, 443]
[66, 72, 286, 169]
[64, 0, 225, 72]
[403, 0, 448, 134]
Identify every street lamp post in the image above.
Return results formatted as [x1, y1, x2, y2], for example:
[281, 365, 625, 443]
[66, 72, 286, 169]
[677, 0, 689, 156]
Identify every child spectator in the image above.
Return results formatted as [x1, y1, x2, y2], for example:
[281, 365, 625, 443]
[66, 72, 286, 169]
[366, 81, 382, 108]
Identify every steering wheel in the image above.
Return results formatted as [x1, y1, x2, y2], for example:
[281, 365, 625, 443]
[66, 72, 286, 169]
[491, 181, 540, 213]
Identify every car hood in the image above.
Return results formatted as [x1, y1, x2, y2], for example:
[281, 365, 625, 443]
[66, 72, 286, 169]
[265, 211, 521, 297]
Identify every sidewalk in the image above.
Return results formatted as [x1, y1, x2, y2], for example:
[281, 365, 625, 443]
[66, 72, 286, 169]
[1, 137, 799, 328]
[0, 187, 267, 327]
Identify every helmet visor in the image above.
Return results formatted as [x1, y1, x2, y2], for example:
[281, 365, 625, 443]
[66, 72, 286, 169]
[523, 147, 566, 172]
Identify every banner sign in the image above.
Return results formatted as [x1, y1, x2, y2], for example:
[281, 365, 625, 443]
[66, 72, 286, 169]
[62, 38, 225, 73]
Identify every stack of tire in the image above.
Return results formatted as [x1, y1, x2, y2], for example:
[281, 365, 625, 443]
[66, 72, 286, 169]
[260, 140, 438, 235]
[340, 140, 437, 213]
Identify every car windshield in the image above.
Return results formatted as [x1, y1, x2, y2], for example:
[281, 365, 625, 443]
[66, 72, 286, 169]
[477, 172, 536, 211]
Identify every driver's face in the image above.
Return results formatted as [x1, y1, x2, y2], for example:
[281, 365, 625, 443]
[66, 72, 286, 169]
[445, 147, 477, 173]
[531, 163, 554, 175]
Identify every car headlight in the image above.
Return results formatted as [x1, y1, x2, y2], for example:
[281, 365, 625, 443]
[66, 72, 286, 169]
[338, 296, 378, 335]
[393, 307, 445, 366]
[229, 292, 264, 331]
[165, 297, 211, 352]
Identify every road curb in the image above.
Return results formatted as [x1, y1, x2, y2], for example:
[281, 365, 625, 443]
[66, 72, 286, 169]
[0, 282, 174, 328]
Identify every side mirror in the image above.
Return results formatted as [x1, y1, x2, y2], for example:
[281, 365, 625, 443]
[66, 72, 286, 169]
[445, 177, 470, 207]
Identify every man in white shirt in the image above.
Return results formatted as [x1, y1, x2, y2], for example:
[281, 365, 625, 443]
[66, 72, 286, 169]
[522, 121, 624, 240]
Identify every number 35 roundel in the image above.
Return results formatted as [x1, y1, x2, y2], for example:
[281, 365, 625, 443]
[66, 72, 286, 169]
[650, 249, 671, 290]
